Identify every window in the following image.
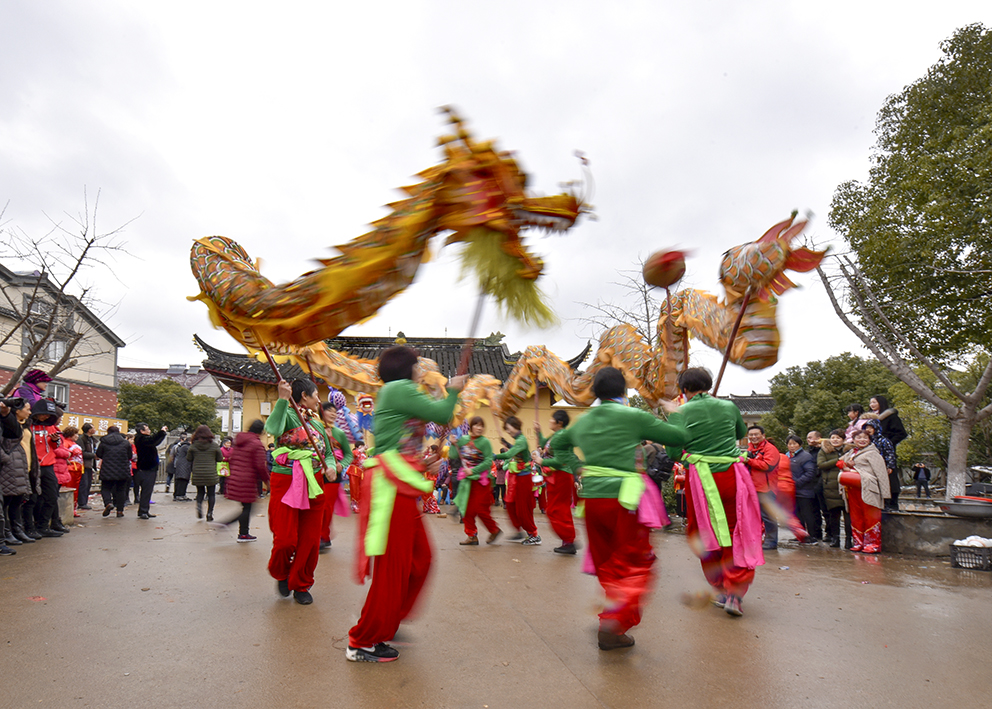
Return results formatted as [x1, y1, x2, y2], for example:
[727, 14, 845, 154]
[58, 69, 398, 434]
[48, 382, 68, 407]
[45, 339, 67, 362]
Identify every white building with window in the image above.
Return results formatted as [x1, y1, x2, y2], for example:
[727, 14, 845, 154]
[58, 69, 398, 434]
[0, 263, 126, 425]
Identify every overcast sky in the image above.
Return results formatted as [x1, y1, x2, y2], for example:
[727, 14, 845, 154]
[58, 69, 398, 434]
[2, 1, 989, 396]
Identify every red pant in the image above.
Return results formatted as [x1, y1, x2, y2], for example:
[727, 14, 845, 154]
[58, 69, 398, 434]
[506, 475, 537, 536]
[349, 496, 432, 647]
[320, 480, 340, 543]
[584, 497, 654, 634]
[684, 468, 755, 598]
[268, 473, 324, 592]
[544, 471, 575, 544]
[349, 466, 363, 506]
[844, 478, 882, 553]
[464, 481, 500, 537]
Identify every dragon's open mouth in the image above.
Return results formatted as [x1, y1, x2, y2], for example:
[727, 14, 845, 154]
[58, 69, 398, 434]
[515, 210, 576, 233]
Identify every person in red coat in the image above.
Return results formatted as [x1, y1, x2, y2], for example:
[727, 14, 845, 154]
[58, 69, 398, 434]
[217, 420, 271, 541]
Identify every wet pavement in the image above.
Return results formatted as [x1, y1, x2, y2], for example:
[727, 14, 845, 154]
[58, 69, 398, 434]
[1, 488, 989, 709]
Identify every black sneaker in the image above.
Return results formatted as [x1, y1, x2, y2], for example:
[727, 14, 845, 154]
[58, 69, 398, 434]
[0, 545, 15, 556]
[277, 579, 291, 598]
[319, 539, 332, 551]
[103, 504, 114, 517]
[521, 535, 542, 546]
[293, 590, 313, 605]
[597, 630, 635, 651]
[346, 643, 399, 662]
[553, 542, 576, 555]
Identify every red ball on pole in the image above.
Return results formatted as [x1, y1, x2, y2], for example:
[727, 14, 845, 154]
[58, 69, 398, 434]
[642, 250, 687, 288]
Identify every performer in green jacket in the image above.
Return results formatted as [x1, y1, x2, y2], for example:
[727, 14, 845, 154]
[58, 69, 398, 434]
[319, 401, 354, 551]
[663, 368, 764, 618]
[533, 410, 580, 554]
[346, 346, 466, 663]
[494, 417, 539, 544]
[569, 367, 686, 651]
[454, 416, 501, 545]
[265, 379, 333, 606]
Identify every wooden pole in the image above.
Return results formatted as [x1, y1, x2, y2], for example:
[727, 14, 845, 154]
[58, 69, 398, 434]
[253, 336, 327, 471]
[456, 288, 486, 377]
[712, 290, 752, 397]
[664, 286, 676, 398]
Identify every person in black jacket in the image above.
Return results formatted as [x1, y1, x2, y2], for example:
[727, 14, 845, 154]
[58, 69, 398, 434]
[97, 426, 135, 518]
[133, 423, 168, 519]
[869, 395, 907, 510]
[870, 395, 908, 447]
[912, 462, 931, 498]
[77, 423, 98, 510]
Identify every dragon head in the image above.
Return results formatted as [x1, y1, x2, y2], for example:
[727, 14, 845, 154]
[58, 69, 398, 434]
[425, 106, 588, 280]
[719, 214, 828, 304]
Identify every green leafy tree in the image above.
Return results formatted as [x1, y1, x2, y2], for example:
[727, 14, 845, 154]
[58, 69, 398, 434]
[761, 353, 899, 444]
[824, 24, 992, 497]
[117, 380, 221, 433]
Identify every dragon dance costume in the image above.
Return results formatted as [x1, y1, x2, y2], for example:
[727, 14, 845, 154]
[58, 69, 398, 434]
[264, 399, 331, 595]
[454, 433, 499, 540]
[421, 447, 441, 515]
[667, 394, 764, 602]
[570, 402, 686, 637]
[320, 425, 353, 547]
[348, 447, 366, 512]
[537, 427, 579, 547]
[349, 379, 459, 651]
[494, 433, 537, 539]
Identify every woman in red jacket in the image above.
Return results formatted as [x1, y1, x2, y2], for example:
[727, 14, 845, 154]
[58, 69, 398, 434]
[217, 420, 271, 542]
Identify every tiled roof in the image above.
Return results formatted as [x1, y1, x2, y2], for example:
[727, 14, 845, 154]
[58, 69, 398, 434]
[721, 393, 775, 415]
[118, 368, 211, 389]
[195, 334, 591, 391]
[215, 390, 243, 408]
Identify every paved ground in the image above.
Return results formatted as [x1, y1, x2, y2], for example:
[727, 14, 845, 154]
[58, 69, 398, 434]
[1, 488, 990, 709]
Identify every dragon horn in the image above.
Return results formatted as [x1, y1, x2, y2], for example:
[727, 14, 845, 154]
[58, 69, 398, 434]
[756, 216, 795, 244]
[780, 219, 808, 244]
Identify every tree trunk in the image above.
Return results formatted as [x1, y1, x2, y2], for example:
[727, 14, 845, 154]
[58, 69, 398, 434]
[945, 414, 975, 499]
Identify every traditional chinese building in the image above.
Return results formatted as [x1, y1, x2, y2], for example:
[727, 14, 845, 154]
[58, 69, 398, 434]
[720, 392, 775, 427]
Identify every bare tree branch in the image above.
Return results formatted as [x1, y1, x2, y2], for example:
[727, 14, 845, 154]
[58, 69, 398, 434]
[0, 190, 133, 395]
[816, 264, 959, 418]
[842, 256, 969, 401]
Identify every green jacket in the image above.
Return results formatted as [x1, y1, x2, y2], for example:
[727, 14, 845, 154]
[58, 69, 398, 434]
[538, 427, 579, 474]
[264, 398, 331, 475]
[570, 402, 686, 498]
[665, 393, 747, 472]
[456, 434, 494, 480]
[328, 426, 353, 482]
[493, 433, 530, 474]
[372, 380, 459, 452]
